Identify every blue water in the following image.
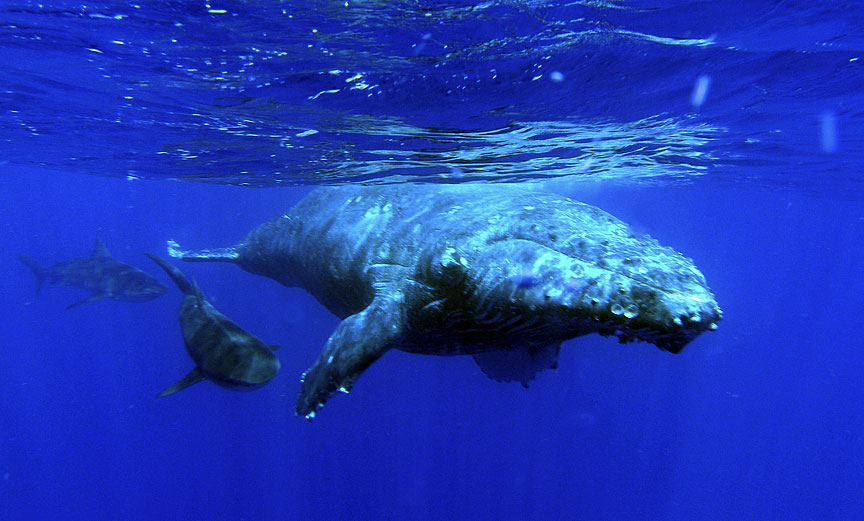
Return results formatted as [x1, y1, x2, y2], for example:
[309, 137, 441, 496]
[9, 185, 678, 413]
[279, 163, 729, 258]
[1, 1, 863, 519]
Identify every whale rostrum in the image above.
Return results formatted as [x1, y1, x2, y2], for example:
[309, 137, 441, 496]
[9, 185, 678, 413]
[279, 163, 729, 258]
[169, 185, 721, 419]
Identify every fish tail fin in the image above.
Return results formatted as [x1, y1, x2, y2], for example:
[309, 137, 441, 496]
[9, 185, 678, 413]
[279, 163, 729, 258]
[18, 255, 46, 294]
[166, 239, 239, 263]
[145, 254, 194, 295]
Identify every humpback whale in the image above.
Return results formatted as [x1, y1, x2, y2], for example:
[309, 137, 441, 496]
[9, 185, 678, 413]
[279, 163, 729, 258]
[147, 255, 281, 396]
[19, 239, 166, 309]
[169, 185, 721, 418]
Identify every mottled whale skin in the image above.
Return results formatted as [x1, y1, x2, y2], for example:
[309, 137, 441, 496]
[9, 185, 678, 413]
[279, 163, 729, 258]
[19, 239, 166, 309]
[147, 255, 280, 397]
[171, 185, 721, 418]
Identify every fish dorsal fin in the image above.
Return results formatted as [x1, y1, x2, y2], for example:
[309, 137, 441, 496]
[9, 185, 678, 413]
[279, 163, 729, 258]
[472, 342, 561, 388]
[157, 367, 206, 397]
[92, 239, 111, 259]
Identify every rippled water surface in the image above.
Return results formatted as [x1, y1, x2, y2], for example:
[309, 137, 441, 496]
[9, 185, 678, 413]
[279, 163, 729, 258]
[2, 1, 862, 192]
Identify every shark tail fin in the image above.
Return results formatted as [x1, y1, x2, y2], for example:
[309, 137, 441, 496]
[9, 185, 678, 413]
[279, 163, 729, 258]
[18, 255, 46, 295]
[166, 240, 239, 263]
[145, 254, 194, 295]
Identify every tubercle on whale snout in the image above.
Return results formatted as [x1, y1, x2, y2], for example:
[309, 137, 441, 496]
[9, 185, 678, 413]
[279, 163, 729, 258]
[504, 265, 722, 352]
[605, 316, 718, 353]
[592, 294, 722, 353]
[411, 239, 721, 353]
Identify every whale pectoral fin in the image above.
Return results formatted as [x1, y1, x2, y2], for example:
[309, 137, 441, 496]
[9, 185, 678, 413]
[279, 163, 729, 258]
[296, 294, 404, 420]
[472, 342, 561, 389]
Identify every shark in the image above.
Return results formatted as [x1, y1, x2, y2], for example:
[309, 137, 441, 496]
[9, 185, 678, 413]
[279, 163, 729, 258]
[168, 185, 722, 419]
[19, 239, 166, 309]
[147, 254, 280, 397]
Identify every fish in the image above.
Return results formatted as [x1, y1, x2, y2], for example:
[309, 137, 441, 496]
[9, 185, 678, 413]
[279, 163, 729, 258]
[168, 185, 722, 418]
[146, 254, 280, 396]
[19, 239, 167, 309]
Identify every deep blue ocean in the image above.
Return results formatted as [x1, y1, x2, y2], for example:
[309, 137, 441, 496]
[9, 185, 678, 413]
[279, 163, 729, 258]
[2, 1, 863, 519]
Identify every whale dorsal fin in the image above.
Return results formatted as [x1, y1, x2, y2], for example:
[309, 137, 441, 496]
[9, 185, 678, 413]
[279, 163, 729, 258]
[296, 275, 406, 419]
[472, 342, 561, 388]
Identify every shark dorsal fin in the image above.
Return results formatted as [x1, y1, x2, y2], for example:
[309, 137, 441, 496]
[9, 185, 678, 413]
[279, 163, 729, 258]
[92, 239, 111, 259]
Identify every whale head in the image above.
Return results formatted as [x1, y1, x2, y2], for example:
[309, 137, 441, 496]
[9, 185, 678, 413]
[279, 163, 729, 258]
[417, 227, 721, 354]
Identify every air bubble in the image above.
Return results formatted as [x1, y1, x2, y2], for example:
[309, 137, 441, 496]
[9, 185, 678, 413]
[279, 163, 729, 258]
[691, 74, 711, 107]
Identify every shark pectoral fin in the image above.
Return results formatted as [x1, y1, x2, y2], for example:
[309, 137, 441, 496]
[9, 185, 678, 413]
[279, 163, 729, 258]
[65, 293, 110, 310]
[472, 342, 562, 389]
[157, 367, 206, 397]
[296, 294, 404, 420]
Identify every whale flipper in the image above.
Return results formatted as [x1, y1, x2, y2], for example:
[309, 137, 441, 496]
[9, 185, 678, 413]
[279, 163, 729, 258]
[296, 290, 405, 419]
[472, 342, 561, 388]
